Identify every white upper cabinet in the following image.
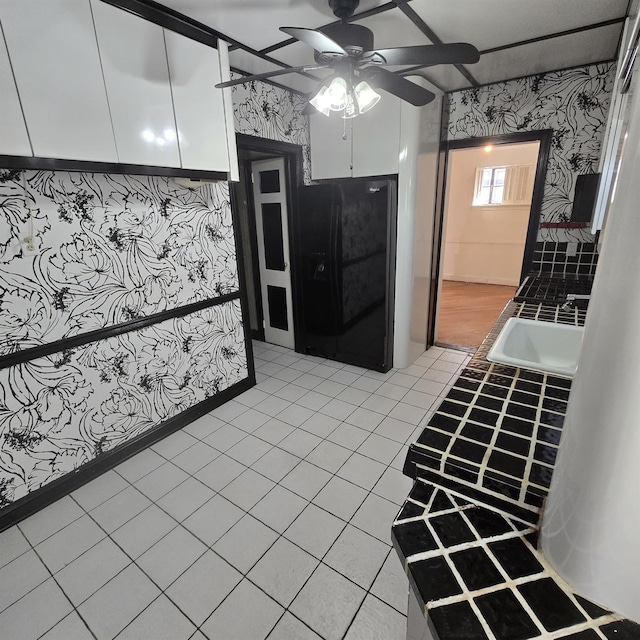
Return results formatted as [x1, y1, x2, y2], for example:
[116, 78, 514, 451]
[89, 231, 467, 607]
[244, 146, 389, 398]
[0, 25, 31, 156]
[0, 0, 118, 162]
[352, 93, 401, 178]
[309, 93, 401, 179]
[91, 0, 180, 167]
[0, 0, 237, 174]
[164, 30, 230, 172]
[309, 114, 353, 180]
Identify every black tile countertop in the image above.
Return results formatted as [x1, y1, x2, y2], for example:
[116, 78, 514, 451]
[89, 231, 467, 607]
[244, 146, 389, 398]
[403, 301, 585, 522]
[514, 274, 593, 304]
[393, 299, 640, 640]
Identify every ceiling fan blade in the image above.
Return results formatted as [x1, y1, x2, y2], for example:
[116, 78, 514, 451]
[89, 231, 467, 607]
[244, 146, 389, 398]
[362, 43, 480, 67]
[215, 65, 328, 89]
[361, 67, 435, 106]
[280, 26, 348, 57]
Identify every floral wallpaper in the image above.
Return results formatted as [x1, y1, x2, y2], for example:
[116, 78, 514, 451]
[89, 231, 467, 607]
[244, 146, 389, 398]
[0, 169, 238, 353]
[447, 63, 616, 242]
[0, 165, 246, 508]
[231, 74, 311, 183]
[0, 300, 246, 507]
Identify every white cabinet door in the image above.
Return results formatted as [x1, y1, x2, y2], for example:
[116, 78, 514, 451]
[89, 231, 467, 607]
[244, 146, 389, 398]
[91, 0, 179, 167]
[310, 114, 352, 179]
[164, 30, 229, 172]
[0, 0, 117, 162]
[0, 26, 31, 156]
[352, 92, 401, 177]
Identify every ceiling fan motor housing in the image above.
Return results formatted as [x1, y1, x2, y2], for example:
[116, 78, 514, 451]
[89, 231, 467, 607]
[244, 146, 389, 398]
[316, 22, 374, 62]
[328, 0, 360, 19]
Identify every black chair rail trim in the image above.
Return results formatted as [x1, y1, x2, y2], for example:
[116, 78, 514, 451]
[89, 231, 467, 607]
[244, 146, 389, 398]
[0, 291, 241, 370]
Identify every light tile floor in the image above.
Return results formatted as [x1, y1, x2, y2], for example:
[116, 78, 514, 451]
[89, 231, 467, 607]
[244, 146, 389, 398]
[0, 342, 471, 640]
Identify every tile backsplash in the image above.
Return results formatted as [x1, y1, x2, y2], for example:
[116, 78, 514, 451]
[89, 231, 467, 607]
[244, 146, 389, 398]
[531, 241, 599, 277]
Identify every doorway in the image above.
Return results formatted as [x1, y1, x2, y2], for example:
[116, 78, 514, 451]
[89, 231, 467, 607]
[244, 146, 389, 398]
[231, 134, 303, 351]
[430, 132, 552, 350]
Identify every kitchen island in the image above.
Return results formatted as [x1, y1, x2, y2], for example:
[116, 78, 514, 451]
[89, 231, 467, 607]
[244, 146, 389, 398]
[393, 298, 640, 640]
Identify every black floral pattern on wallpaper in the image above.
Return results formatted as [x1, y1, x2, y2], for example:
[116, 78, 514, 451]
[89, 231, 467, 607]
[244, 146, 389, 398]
[0, 170, 238, 353]
[0, 300, 245, 506]
[231, 75, 311, 183]
[0, 170, 245, 508]
[447, 63, 615, 242]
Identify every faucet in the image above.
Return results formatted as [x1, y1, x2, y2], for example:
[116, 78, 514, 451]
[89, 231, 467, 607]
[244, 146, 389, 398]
[561, 294, 591, 311]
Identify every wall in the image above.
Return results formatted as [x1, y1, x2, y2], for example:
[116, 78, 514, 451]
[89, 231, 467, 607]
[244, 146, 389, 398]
[446, 63, 616, 244]
[0, 170, 246, 508]
[0, 75, 309, 512]
[231, 76, 311, 183]
[394, 77, 443, 368]
[541, 57, 640, 622]
[442, 142, 539, 285]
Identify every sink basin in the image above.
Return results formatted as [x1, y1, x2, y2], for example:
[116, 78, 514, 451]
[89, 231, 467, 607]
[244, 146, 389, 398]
[487, 317, 584, 378]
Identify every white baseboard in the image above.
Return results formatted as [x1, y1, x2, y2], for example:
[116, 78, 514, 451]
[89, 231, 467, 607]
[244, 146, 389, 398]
[443, 275, 519, 287]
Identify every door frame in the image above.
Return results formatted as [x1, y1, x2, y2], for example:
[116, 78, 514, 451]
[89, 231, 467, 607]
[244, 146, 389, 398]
[426, 129, 553, 346]
[230, 133, 304, 351]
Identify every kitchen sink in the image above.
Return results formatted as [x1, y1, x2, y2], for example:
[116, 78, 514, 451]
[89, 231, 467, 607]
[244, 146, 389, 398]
[487, 317, 584, 378]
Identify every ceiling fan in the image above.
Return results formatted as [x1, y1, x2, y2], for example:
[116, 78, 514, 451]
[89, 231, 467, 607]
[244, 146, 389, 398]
[215, 0, 480, 117]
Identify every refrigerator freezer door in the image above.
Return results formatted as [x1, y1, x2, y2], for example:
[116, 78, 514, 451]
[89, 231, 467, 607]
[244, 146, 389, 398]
[298, 179, 395, 372]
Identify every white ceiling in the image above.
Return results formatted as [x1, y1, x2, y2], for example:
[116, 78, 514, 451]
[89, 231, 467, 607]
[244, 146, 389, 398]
[156, 0, 629, 95]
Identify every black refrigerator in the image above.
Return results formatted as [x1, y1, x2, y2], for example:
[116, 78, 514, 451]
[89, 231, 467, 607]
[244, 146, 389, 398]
[296, 178, 396, 372]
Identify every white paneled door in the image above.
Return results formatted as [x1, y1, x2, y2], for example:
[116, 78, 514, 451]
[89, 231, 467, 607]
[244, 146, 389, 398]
[251, 158, 294, 349]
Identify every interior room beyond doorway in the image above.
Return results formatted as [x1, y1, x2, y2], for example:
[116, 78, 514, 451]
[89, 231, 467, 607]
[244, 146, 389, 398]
[436, 140, 541, 349]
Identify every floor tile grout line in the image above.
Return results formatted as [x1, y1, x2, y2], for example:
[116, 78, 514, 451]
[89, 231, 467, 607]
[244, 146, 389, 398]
[193, 491, 397, 638]
[9, 342, 462, 639]
[0, 544, 69, 620]
[111, 591, 202, 640]
[162, 394, 414, 506]
[17, 473, 136, 550]
[24, 513, 104, 640]
[65, 488, 252, 639]
[168, 402, 408, 544]
[52, 426, 400, 635]
[233, 539, 408, 640]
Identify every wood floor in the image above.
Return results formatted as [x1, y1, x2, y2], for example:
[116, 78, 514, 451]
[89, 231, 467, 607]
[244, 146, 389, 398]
[436, 280, 516, 349]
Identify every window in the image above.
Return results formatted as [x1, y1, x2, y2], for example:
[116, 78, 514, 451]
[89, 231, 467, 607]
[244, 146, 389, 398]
[475, 166, 506, 205]
[473, 164, 534, 207]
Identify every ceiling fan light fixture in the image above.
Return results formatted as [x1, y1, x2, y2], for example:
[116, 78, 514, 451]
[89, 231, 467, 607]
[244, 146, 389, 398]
[327, 76, 349, 111]
[354, 80, 380, 114]
[309, 85, 332, 116]
[341, 88, 358, 119]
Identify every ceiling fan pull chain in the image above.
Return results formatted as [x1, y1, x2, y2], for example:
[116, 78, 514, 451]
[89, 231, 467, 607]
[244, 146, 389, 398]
[343, 114, 348, 140]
